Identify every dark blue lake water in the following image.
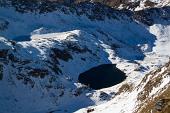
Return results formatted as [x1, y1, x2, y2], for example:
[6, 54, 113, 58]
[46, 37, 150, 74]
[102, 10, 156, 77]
[78, 64, 126, 90]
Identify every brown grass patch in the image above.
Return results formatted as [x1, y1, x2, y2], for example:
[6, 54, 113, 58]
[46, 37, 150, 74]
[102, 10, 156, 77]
[137, 62, 170, 101]
[135, 61, 170, 113]
[118, 83, 133, 94]
[137, 86, 170, 113]
[144, 0, 157, 7]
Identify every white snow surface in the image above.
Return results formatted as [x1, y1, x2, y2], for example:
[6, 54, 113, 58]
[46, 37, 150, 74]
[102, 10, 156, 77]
[0, 5, 170, 113]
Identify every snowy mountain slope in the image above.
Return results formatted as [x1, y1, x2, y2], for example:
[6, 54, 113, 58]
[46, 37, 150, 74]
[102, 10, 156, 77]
[0, 1, 170, 113]
[75, 23, 170, 113]
[77, 60, 170, 113]
[76, 16, 170, 113]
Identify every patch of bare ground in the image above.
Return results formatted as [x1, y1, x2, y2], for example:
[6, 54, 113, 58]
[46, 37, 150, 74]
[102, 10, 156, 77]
[144, 0, 158, 7]
[117, 83, 133, 94]
[87, 108, 94, 113]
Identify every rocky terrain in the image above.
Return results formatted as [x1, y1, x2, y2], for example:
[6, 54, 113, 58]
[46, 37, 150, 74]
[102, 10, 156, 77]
[0, 0, 170, 113]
